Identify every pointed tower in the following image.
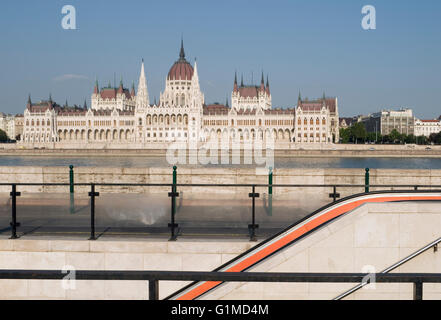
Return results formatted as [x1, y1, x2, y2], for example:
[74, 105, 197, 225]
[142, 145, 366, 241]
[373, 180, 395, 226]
[179, 37, 185, 61]
[136, 59, 149, 108]
[233, 71, 238, 92]
[130, 81, 135, 98]
[191, 59, 200, 91]
[94, 78, 99, 94]
[83, 99, 88, 109]
[260, 71, 265, 91]
[26, 94, 32, 109]
[226, 96, 229, 108]
[240, 74, 244, 87]
[266, 75, 270, 95]
[117, 76, 124, 94]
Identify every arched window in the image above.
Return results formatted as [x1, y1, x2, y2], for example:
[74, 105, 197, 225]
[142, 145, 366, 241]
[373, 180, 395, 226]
[181, 94, 185, 106]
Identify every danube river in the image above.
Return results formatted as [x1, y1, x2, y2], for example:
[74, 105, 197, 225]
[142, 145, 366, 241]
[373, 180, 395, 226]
[1, 155, 441, 169]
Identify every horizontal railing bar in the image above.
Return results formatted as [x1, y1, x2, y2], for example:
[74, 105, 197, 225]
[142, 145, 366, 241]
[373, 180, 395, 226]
[0, 270, 439, 283]
[1, 183, 441, 188]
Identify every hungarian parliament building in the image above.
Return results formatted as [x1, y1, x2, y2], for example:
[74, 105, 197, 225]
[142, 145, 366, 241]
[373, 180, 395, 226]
[21, 41, 339, 148]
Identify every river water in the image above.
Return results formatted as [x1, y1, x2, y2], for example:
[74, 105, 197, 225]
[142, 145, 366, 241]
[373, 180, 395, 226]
[0, 155, 441, 169]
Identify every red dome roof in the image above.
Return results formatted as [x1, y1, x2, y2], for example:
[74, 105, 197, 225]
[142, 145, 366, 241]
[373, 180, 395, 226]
[167, 59, 194, 81]
[167, 39, 194, 81]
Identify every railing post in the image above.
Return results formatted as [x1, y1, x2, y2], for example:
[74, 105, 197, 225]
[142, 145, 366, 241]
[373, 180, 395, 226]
[10, 184, 21, 239]
[268, 167, 273, 216]
[413, 281, 423, 300]
[69, 165, 75, 214]
[168, 166, 179, 241]
[149, 279, 159, 300]
[69, 165, 74, 193]
[248, 185, 260, 242]
[88, 184, 99, 240]
[329, 185, 340, 203]
[365, 168, 370, 193]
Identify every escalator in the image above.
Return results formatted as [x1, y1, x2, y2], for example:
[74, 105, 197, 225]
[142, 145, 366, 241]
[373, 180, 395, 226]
[166, 190, 441, 300]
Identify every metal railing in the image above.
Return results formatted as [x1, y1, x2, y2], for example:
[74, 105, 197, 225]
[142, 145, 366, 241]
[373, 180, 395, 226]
[0, 269, 438, 300]
[334, 236, 441, 300]
[2, 181, 441, 241]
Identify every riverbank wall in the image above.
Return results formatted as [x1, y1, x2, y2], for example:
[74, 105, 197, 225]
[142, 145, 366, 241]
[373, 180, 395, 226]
[1, 167, 440, 200]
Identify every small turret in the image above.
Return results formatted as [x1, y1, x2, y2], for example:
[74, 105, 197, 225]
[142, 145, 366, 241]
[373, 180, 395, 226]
[117, 76, 124, 94]
[94, 78, 99, 94]
[266, 75, 270, 95]
[233, 71, 238, 92]
[130, 81, 135, 97]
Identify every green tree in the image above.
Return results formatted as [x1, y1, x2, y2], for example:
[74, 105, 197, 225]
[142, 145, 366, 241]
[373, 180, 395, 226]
[404, 134, 416, 144]
[350, 122, 367, 144]
[389, 129, 401, 144]
[429, 132, 441, 145]
[339, 128, 351, 143]
[0, 129, 7, 142]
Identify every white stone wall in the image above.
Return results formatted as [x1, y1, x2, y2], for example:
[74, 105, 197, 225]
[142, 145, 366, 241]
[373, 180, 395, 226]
[0, 239, 254, 299]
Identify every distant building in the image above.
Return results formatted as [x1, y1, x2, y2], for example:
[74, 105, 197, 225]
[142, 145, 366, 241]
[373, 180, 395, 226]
[294, 94, 339, 143]
[361, 108, 415, 136]
[339, 117, 358, 129]
[414, 119, 441, 137]
[14, 114, 24, 140]
[0, 113, 18, 140]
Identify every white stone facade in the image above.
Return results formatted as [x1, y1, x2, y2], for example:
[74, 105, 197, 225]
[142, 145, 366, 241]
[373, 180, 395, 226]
[414, 119, 441, 137]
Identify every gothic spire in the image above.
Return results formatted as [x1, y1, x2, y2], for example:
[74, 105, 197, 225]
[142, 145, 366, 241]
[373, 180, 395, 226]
[83, 99, 87, 109]
[226, 96, 229, 108]
[191, 59, 200, 90]
[118, 76, 124, 94]
[27, 94, 31, 105]
[241, 74, 244, 87]
[298, 91, 302, 102]
[179, 37, 185, 60]
[266, 75, 270, 95]
[136, 59, 149, 108]
[234, 71, 238, 92]
[94, 77, 99, 94]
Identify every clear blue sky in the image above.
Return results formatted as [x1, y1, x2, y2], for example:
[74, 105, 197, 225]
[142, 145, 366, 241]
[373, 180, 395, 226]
[0, 0, 440, 118]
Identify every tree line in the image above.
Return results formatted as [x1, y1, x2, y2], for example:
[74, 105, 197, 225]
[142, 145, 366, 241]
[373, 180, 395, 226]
[339, 122, 441, 145]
